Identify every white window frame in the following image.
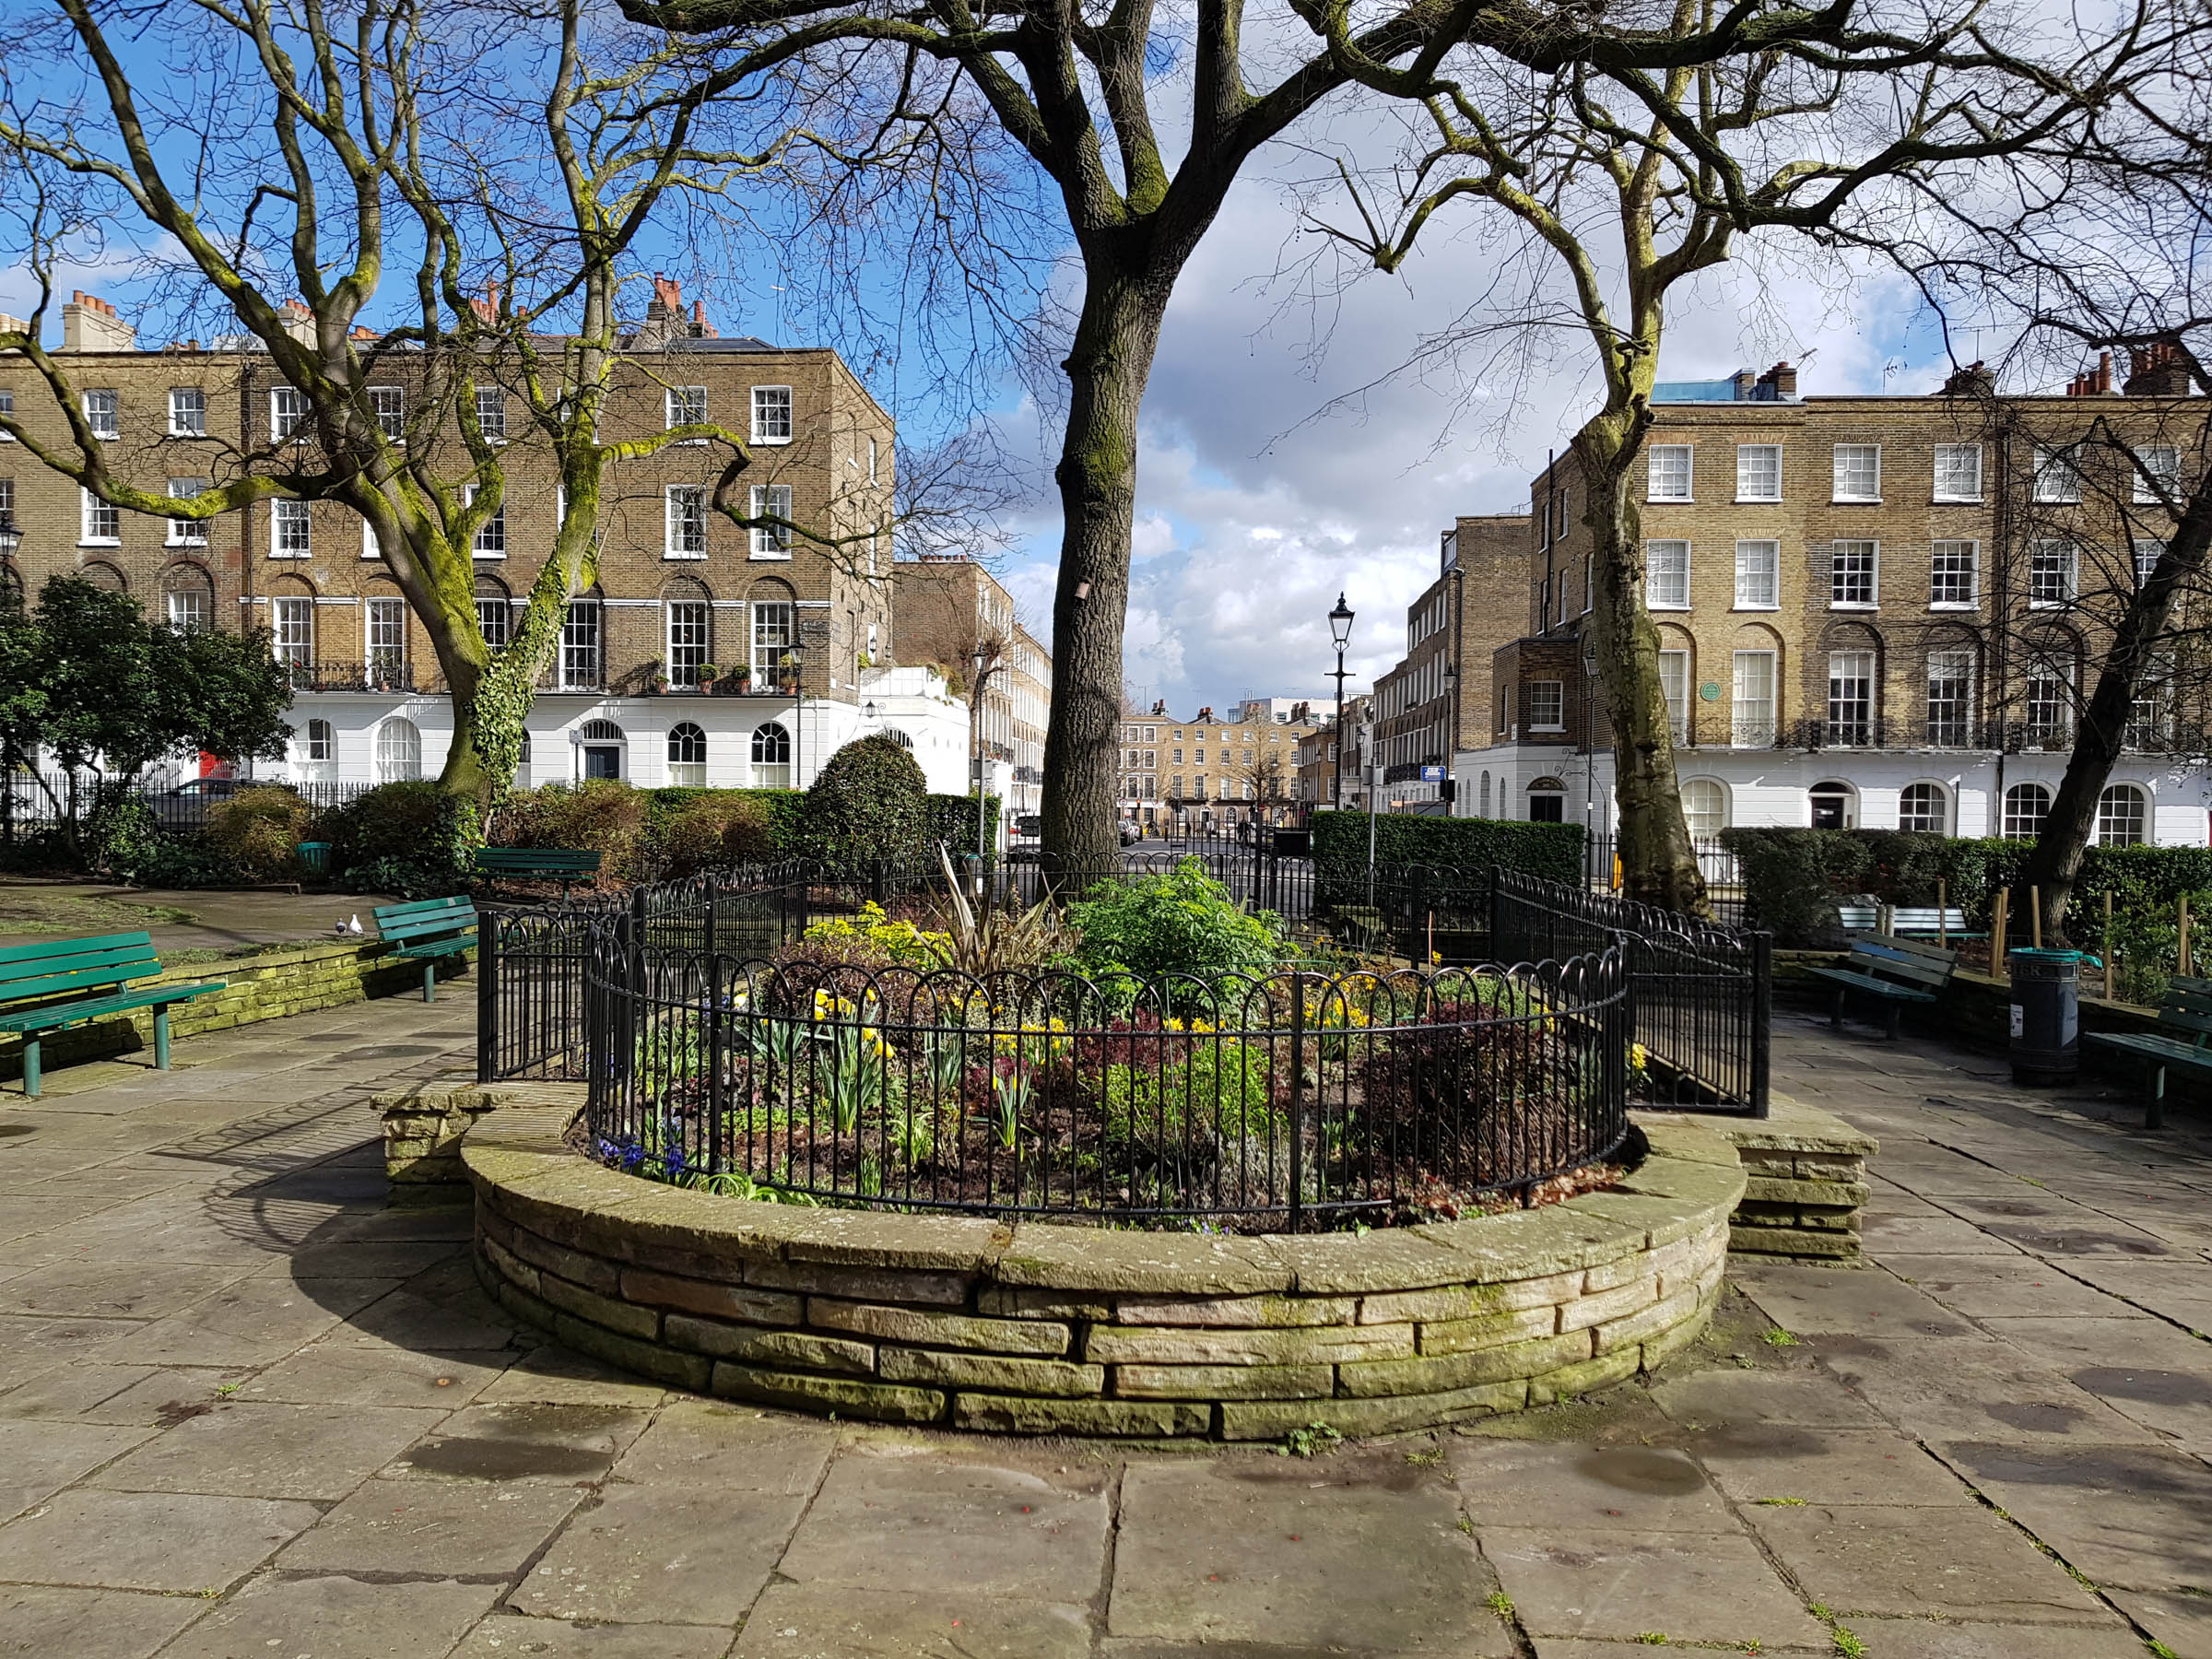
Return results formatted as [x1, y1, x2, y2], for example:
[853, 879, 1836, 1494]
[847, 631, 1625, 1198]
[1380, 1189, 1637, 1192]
[1899, 782, 1948, 835]
[271, 595, 314, 665]
[467, 485, 505, 559]
[665, 385, 707, 439]
[365, 595, 408, 673]
[168, 387, 206, 438]
[1930, 540, 1978, 608]
[1645, 541, 1690, 610]
[750, 599, 794, 682]
[559, 599, 603, 690]
[362, 519, 383, 562]
[1831, 443, 1881, 502]
[269, 386, 308, 442]
[475, 385, 507, 441]
[2134, 445, 2180, 506]
[368, 385, 406, 441]
[2096, 784, 2147, 848]
[749, 720, 793, 789]
[666, 599, 711, 688]
[1933, 442, 1983, 502]
[750, 386, 794, 445]
[1526, 679, 1565, 732]
[667, 721, 708, 787]
[300, 717, 336, 782]
[1658, 649, 1690, 743]
[1735, 444, 1783, 502]
[2029, 539, 2078, 608]
[1926, 649, 1974, 747]
[2134, 539, 2166, 588]
[0, 387, 15, 438]
[83, 388, 119, 441]
[1681, 778, 1728, 838]
[1732, 649, 1778, 747]
[79, 488, 120, 547]
[165, 587, 212, 633]
[749, 484, 794, 559]
[374, 717, 422, 783]
[1646, 445, 1693, 502]
[1830, 540, 1879, 609]
[665, 485, 708, 559]
[2025, 655, 2075, 746]
[2033, 444, 2082, 503]
[2003, 782, 2050, 841]
[166, 477, 207, 547]
[1734, 540, 1781, 610]
[1826, 650, 1875, 745]
[476, 594, 512, 650]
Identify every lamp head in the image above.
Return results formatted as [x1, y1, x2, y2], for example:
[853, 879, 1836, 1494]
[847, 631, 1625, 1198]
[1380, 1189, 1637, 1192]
[1327, 592, 1354, 651]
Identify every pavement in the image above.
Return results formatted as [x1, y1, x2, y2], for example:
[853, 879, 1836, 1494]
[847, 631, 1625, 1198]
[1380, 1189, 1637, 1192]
[0, 879, 394, 959]
[0, 994, 2206, 1657]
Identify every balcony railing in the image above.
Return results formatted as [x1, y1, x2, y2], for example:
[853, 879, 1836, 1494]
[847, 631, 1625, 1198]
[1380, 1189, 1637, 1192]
[278, 658, 419, 694]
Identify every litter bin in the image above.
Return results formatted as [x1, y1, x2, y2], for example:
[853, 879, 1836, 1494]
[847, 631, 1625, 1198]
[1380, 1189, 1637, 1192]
[298, 841, 331, 878]
[2009, 947, 2081, 1086]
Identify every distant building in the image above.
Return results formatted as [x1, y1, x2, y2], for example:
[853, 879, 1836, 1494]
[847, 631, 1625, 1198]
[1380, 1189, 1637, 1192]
[1117, 702, 1319, 831]
[892, 554, 1052, 833]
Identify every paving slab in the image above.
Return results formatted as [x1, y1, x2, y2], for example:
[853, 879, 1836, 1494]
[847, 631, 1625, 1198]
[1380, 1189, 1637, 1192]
[454, 1613, 739, 1658]
[1859, 1215, 2029, 1254]
[0, 1364, 245, 1429]
[0, 1257, 253, 1320]
[0, 1584, 205, 1658]
[611, 1398, 838, 1493]
[1974, 1314, 2212, 1441]
[98, 1276, 394, 1367]
[238, 1339, 511, 1407]
[1745, 1500, 2115, 1624]
[1730, 1266, 1978, 1337]
[1111, 1458, 1514, 1653]
[1812, 1333, 2163, 1443]
[1690, 1426, 1976, 1508]
[732, 1583, 1092, 1658]
[1796, 1618, 2155, 1658]
[784, 1452, 1110, 1604]
[0, 1418, 158, 1522]
[279, 1475, 592, 1576]
[1934, 1441, 2212, 1593]
[153, 1570, 500, 1659]
[0, 1488, 321, 1593]
[1647, 1367, 1888, 1430]
[1481, 1526, 1826, 1647]
[474, 1345, 670, 1407]
[2106, 1589, 2212, 1659]
[338, 1285, 522, 1349]
[1451, 1441, 1736, 1531]
[84, 1400, 447, 1500]
[512, 1483, 810, 1624]
[383, 1402, 653, 1485]
[0, 1315, 144, 1390]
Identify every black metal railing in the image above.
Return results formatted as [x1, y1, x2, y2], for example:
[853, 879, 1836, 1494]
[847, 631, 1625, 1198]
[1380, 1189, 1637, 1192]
[582, 949, 1630, 1230]
[0, 771, 376, 838]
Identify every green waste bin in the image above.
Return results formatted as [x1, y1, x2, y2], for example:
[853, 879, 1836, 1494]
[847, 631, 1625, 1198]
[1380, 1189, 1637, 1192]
[2008, 947, 2081, 1086]
[299, 841, 331, 878]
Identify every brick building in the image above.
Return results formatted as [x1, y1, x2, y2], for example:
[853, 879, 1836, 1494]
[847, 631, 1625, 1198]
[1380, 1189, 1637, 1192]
[0, 284, 974, 793]
[1464, 357, 2212, 845]
[892, 555, 1053, 831]
[1117, 700, 1320, 831]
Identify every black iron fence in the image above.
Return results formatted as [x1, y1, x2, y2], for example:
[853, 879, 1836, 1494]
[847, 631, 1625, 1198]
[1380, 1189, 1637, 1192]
[583, 950, 1631, 1230]
[1, 771, 373, 840]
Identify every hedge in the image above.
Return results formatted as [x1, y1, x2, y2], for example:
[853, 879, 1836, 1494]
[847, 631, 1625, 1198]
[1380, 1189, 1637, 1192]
[637, 786, 998, 871]
[1310, 811, 1585, 886]
[1719, 826, 2212, 947]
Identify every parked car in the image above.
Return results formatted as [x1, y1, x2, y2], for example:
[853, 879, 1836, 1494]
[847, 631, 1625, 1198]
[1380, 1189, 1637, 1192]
[152, 776, 243, 830]
[1118, 819, 1140, 846]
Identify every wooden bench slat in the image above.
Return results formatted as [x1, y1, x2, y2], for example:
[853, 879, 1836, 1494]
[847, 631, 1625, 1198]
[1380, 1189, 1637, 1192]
[0, 930, 157, 965]
[0, 942, 161, 987]
[1, 932, 224, 1097]
[0, 979, 225, 1034]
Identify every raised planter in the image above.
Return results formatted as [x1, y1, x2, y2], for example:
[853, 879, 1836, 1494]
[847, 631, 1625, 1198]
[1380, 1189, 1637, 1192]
[458, 1087, 1744, 1439]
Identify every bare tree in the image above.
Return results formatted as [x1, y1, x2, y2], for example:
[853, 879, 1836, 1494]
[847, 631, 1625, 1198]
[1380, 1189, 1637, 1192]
[1303, 0, 2157, 912]
[0, 0, 893, 820]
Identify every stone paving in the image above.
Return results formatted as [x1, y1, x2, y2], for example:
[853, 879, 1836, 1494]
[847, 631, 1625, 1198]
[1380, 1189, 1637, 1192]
[0, 996, 2207, 1657]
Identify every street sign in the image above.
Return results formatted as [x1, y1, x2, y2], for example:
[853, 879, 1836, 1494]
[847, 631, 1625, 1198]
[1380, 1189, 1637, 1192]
[799, 618, 830, 642]
[1419, 764, 1445, 782]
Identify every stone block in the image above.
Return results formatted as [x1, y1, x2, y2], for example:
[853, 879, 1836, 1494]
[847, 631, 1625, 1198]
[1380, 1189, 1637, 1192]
[553, 1313, 710, 1392]
[1593, 1282, 1703, 1355]
[1338, 1330, 1592, 1397]
[1417, 1304, 1560, 1357]
[619, 1269, 803, 1327]
[1257, 1230, 1477, 1295]
[994, 1226, 1290, 1296]
[536, 1273, 661, 1342]
[1218, 1382, 1527, 1441]
[1083, 1322, 1415, 1367]
[1794, 1156, 1868, 1182]
[951, 1394, 1208, 1437]
[1359, 1269, 1582, 1325]
[1639, 1291, 1718, 1368]
[774, 1209, 1012, 1275]
[877, 1348, 1104, 1396]
[1526, 1345, 1643, 1405]
[1112, 1363, 1335, 1400]
[1728, 1226, 1860, 1261]
[663, 1317, 876, 1376]
[508, 1228, 623, 1296]
[481, 1236, 539, 1296]
[747, 1260, 974, 1307]
[1115, 1293, 1354, 1328]
[1557, 1275, 1659, 1334]
[1744, 1176, 1872, 1208]
[1417, 1206, 1643, 1279]
[1569, 1186, 1737, 1250]
[710, 1364, 945, 1424]
[975, 1287, 1113, 1322]
[807, 1300, 1070, 1356]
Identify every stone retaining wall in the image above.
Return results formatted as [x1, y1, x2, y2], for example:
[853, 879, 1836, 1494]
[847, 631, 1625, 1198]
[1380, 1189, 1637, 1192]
[460, 1090, 1745, 1439]
[1642, 1097, 1877, 1265]
[0, 937, 470, 1084]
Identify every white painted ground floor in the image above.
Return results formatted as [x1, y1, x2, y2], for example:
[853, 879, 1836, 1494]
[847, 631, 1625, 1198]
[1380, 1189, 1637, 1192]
[1419, 743, 2212, 848]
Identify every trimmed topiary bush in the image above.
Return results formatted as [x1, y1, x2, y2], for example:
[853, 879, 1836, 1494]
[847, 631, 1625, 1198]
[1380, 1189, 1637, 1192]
[1309, 811, 1584, 886]
[206, 786, 311, 883]
[800, 735, 931, 868]
[1067, 857, 1288, 981]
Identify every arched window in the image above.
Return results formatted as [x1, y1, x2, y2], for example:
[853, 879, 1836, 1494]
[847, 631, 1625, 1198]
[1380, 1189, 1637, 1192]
[2097, 784, 2147, 848]
[1526, 776, 1567, 824]
[297, 717, 335, 782]
[475, 573, 513, 650]
[881, 726, 913, 750]
[1478, 771, 1491, 818]
[576, 719, 624, 782]
[750, 721, 792, 789]
[1809, 780, 1856, 830]
[1681, 778, 1728, 839]
[2003, 783, 2050, 841]
[1899, 782, 1947, 835]
[163, 563, 215, 633]
[667, 721, 707, 786]
[77, 560, 126, 593]
[374, 717, 421, 782]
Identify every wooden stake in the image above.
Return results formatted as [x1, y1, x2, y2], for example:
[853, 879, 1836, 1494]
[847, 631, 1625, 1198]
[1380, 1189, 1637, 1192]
[1938, 878, 1948, 947]
[2030, 886, 2042, 950]
[2105, 889, 2115, 998]
[2182, 894, 2192, 978]
[1993, 888, 2009, 981]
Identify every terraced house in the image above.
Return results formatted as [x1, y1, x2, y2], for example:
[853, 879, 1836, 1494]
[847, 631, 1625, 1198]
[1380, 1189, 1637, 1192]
[1464, 356, 2212, 846]
[0, 283, 974, 794]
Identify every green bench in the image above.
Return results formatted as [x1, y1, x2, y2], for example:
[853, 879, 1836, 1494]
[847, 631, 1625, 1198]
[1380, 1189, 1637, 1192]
[1806, 934, 1959, 1040]
[474, 847, 602, 897]
[373, 896, 477, 1003]
[2085, 974, 2212, 1130]
[0, 932, 225, 1098]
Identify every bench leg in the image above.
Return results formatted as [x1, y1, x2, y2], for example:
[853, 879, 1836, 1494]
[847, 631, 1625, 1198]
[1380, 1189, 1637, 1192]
[1885, 1003, 1902, 1041]
[423, 959, 437, 1005]
[153, 1006, 171, 1071]
[1831, 988, 1846, 1030]
[22, 1036, 38, 1099]
[2147, 1065, 2166, 1132]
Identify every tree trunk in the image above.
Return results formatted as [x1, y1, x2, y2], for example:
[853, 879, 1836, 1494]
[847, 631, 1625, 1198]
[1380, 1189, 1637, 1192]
[1573, 408, 1708, 917]
[1041, 268, 1171, 877]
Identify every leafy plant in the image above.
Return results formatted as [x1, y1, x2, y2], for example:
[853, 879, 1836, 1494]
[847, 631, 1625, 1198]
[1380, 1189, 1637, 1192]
[324, 781, 469, 887]
[343, 854, 460, 900]
[800, 734, 931, 868]
[206, 786, 312, 882]
[800, 900, 950, 970]
[495, 779, 646, 879]
[927, 845, 1078, 974]
[1276, 1421, 1343, 1458]
[651, 790, 777, 877]
[1067, 856, 1286, 982]
[1098, 1025, 1277, 1160]
[992, 1065, 1030, 1150]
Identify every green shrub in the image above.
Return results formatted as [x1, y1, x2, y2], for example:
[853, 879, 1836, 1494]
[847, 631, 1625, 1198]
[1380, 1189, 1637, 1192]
[495, 780, 646, 878]
[116, 831, 246, 889]
[800, 735, 931, 868]
[1309, 811, 1583, 888]
[1099, 1034, 1277, 1161]
[206, 786, 310, 882]
[1717, 829, 1873, 945]
[324, 782, 469, 888]
[923, 792, 1001, 859]
[342, 854, 459, 900]
[648, 790, 778, 877]
[1067, 857, 1287, 981]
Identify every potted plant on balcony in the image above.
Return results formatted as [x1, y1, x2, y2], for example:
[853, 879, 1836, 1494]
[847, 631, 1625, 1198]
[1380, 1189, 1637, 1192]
[696, 662, 719, 695]
[733, 664, 752, 695]
[778, 651, 798, 695]
[648, 658, 669, 695]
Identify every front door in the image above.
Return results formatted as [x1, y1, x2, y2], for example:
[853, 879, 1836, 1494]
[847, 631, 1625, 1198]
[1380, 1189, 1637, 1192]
[582, 746, 621, 780]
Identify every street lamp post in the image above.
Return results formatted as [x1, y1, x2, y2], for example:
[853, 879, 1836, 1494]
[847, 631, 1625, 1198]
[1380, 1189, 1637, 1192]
[1327, 593, 1355, 809]
[785, 644, 806, 789]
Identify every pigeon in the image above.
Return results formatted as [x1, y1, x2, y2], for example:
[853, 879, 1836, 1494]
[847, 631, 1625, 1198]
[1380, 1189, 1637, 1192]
[347, 914, 363, 935]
